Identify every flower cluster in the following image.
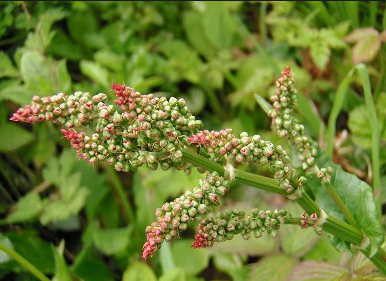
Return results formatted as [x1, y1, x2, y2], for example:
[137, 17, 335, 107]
[269, 67, 331, 183]
[300, 212, 323, 235]
[192, 208, 289, 248]
[188, 129, 301, 193]
[142, 171, 230, 259]
[11, 84, 203, 172]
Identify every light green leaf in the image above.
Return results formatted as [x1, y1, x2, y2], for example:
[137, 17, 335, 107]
[213, 253, 248, 281]
[6, 193, 43, 224]
[0, 122, 34, 152]
[0, 83, 35, 105]
[92, 227, 131, 255]
[122, 262, 157, 281]
[159, 268, 186, 281]
[310, 41, 330, 71]
[80, 61, 109, 89]
[53, 240, 71, 281]
[40, 187, 89, 225]
[39, 9, 67, 48]
[289, 261, 348, 281]
[56, 59, 71, 93]
[348, 105, 372, 148]
[248, 254, 297, 281]
[202, 2, 235, 49]
[0, 52, 18, 78]
[171, 240, 209, 275]
[94, 50, 123, 72]
[20, 50, 55, 94]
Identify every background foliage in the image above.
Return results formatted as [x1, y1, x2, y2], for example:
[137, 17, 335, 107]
[1, 1, 386, 280]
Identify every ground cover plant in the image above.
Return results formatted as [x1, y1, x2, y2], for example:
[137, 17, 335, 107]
[1, 1, 386, 280]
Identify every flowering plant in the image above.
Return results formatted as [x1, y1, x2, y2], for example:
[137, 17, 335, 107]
[11, 67, 386, 276]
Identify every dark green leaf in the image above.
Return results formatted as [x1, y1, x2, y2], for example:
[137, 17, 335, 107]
[92, 227, 131, 255]
[171, 240, 209, 275]
[53, 240, 71, 281]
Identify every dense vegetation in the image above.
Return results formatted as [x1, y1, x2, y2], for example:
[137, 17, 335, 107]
[1, 2, 386, 280]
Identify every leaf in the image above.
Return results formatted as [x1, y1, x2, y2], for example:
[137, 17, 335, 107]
[40, 187, 89, 225]
[0, 122, 34, 152]
[183, 11, 216, 58]
[80, 60, 109, 89]
[213, 253, 248, 281]
[6, 193, 44, 224]
[6, 232, 55, 274]
[202, 2, 235, 50]
[171, 240, 209, 275]
[67, 11, 98, 45]
[302, 235, 342, 264]
[0, 52, 18, 78]
[122, 262, 157, 281]
[0, 234, 13, 264]
[352, 33, 381, 64]
[305, 151, 384, 255]
[289, 261, 349, 281]
[254, 94, 273, 115]
[92, 227, 131, 255]
[94, 50, 124, 72]
[380, 30, 386, 42]
[248, 254, 297, 281]
[310, 41, 331, 71]
[159, 268, 186, 281]
[72, 247, 114, 281]
[20, 50, 55, 94]
[46, 30, 85, 61]
[56, 59, 71, 93]
[53, 240, 71, 281]
[348, 105, 372, 148]
[0, 84, 35, 105]
[39, 9, 67, 48]
[345, 27, 379, 43]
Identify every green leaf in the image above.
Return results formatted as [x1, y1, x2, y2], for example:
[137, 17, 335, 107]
[305, 151, 384, 255]
[72, 247, 114, 281]
[212, 253, 248, 281]
[348, 105, 372, 148]
[0, 122, 34, 152]
[0, 83, 35, 105]
[67, 11, 98, 45]
[39, 9, 67, 48]
[94, 50, 123, 72]
[248, 254, 297, 281]
[46, 30, 85, 61]
[53, 240, 71, 281]
[56, 59, 71, 93]
[6, 232, 55, 274]
[0, 52, 18, 78]
[352, 34, 381, 64]
[6, 193, 44, 224]
[80, 60, 109, 89]
[254, 94, 273, 115]
[159, 268, 186, 281]
[302, 235, 342, 264]
[92, 227, 131, 255]
[122, 262, 157, 281]
[20, 50, 55, 94]
[171, 240, 209, 275]
[202, 2, 235, 49]
[310, 41, 330, 71]
[289, 261, 348, 281]
[183, 11, 216, 58]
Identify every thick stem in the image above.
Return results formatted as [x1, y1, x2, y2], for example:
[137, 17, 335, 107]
[0, 241, 51, 281]
[182, 149, 386, 275]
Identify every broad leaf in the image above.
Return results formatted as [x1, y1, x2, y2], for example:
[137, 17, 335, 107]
[0, 52, 18, 78]
[171, 240, 209, 275]
[159, 268, 186, 281]
[92, 227, 131, 255]
[122, 262, 156, 281]
[248, 254, 297, 281]
[0, 234, 13, 264]
[80, 61, 109, 89]
[289, 261, 348, 281]
[53, 241, 71, 281]
[305, 151, 384, 255]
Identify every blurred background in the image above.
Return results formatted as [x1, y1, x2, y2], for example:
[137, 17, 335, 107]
[0, 1, 386, 280]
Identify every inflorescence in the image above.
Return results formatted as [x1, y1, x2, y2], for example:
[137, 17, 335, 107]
[10, 67, 326, 260]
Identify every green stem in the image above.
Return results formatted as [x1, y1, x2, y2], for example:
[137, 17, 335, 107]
[181, 149, 386, 275]
[0, 241, 51, 281]
[103, 165, 135, 225]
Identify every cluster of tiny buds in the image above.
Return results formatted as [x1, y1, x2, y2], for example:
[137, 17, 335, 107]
[192, 208, 289, 248]
[189, 129, 301, 193]
[268, 67, 332, 184]
[11, 84, 204, 173]
[300, 212, 323, 235]
[142, 172, 230, 259]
